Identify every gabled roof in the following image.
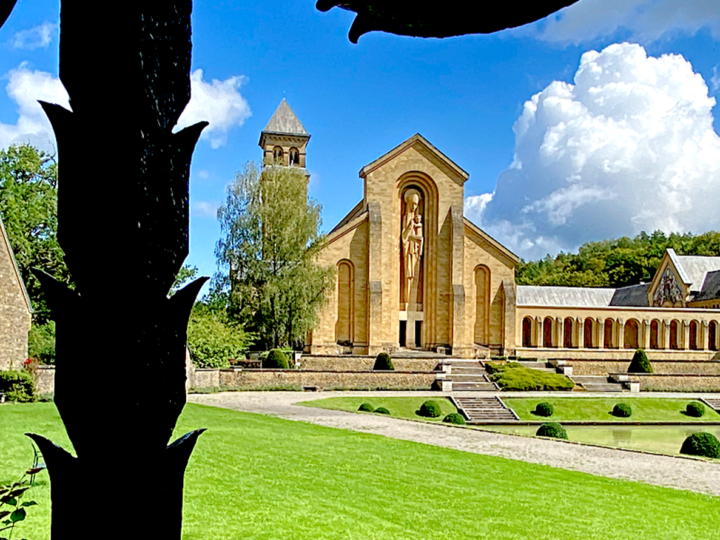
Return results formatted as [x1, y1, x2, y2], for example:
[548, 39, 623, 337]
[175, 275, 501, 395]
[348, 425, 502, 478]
[0, 212, 32, 313]
[693, 270, 720, 303]
[329, 200, 365, 235]
[464, 217, 520, 265]
[262, 99, 308, 136]
[359, 133, 469, 185]
[517, 286, 616, 308]
[610, 283, 650, 307]
[675, 253, 720, 292]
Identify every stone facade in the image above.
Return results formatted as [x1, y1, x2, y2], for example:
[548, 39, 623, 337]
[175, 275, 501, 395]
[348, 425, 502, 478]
[0, 214, 31, 370]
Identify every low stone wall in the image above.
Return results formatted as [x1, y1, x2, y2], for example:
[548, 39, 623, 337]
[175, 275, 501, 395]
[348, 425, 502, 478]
[297, 355, 441, 372]
[629, 374, 720, 392]
[191, 369, 437, 391]
[35, 367, 55, 395]
[515, 347, 719, 361]
[571, 361, 720, 376]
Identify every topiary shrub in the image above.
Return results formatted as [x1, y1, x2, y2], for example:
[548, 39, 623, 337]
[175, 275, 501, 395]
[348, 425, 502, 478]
[0, 370, 36, 403]
[536, 422, 568, 440]
[375, 407, 390, 415]
[373, 352, 394, 370]
[628, 348, 653, 373]
[418, 400, 443, 418]
[534, 402, 554, 417]
[263, 348, 289, 369]
[686, 402, 705, 418]
[358, 403, 375, 412]
[680, 432, 720, 459]
[443, 413, 466, 425]
[612, 403, 632, 418]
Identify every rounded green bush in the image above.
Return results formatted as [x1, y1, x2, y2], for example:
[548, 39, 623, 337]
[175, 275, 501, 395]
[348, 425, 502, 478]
[375, 407, 391, 415]
[373, 352, 394, 371]
[0, 370, 36, 403]
[536, 422, 568, 440]
[418, 400, 443, 418]
[358, 403, 375, 412]
[628, 348, 653, 373]
[534, 402, 554, 417]
[680, 432, 720, 459]
[612, 403, 632, 418]
[263, 349, 289, 369]
[686, 402, 705, 418]
[442, 413, 466, 425]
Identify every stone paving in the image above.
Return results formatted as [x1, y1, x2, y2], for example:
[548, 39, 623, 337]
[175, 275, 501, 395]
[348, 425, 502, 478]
[189, 390, 720, 496]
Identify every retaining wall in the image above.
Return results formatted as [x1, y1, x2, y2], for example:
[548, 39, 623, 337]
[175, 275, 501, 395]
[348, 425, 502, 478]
[571, 361, 720, 376]
[297, 355, 441, 372]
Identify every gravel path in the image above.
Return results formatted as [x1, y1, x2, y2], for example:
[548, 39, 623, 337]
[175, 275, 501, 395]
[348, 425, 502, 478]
[189, 391, 720, 497]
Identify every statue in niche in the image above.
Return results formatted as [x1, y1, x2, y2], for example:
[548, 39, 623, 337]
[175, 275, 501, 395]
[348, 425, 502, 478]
[402, 189, 424, 304]
[654, 270, 684, 306]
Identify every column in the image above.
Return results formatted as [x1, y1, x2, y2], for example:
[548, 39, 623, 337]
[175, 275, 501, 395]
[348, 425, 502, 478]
[643, 319, 651, 350]
[683, 321, 690, 350]
[557, 317, 564, 349]
[577, 318, 584, 349]
[536, 317, 543, 348]
[617, 319, 625, 349]
[597, 318, 605, 349]
[701, 321, 709, 351]
[663, 320, 671, 350]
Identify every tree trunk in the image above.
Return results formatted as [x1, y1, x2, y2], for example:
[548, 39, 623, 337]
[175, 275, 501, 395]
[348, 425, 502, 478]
[23, 2, 207, 538]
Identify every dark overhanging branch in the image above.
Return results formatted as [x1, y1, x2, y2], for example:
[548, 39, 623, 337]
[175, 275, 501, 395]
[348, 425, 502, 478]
[316, 0, 581, 43]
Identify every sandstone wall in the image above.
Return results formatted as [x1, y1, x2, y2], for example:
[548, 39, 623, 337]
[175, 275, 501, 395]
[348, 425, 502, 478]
[571, 360, 720, 376]
[297, 356, 440, 372]
[0, 221, 31, 370]
[634, 375, 720, 392]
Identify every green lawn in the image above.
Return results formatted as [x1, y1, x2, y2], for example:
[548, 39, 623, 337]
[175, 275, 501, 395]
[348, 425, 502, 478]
[1, 402, 719, 539]
[298, 396, 458, 420]
[502, 397, 720, 422]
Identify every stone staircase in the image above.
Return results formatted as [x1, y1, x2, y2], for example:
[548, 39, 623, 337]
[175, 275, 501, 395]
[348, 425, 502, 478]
[445, 362, 496, 391]
[453, 396, 518, 423]
[702, 399, 720, 412]
[571, 375, 627, 392]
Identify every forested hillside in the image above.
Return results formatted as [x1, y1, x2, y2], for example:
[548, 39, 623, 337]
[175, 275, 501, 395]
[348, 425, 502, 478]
[516, 231, 720, 289]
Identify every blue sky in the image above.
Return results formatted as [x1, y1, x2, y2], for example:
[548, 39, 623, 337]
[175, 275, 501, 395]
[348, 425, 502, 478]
[0, 1, 718, 294]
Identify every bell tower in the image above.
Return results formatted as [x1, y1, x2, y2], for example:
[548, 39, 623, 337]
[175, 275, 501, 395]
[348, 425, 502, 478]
[259, 99, 310, 168]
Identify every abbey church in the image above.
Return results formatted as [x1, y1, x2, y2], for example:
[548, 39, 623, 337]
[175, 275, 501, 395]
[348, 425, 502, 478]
[260, 100, 720, 360]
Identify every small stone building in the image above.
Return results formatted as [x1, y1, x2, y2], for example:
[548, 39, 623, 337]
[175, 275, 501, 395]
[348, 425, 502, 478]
[0, 213, 32, 370]
[260, 100, 720, 360]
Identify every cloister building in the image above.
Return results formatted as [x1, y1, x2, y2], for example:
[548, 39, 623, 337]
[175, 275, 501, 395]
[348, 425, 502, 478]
[261, 100, 720, 361]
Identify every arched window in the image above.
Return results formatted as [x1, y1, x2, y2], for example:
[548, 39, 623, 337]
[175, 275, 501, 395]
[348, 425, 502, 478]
[474, 266, 490, 346]
[273, 146, 284, 163]
[604, 319, 615, 349]
[650, 320, 660, 349]
[710, 321, 718, 351]
[564, 317, 574, 348]
[522, 317, 533, 348]
[670, 320, 680, 350]
[689, 321, 699, 350]
[543, 317, 554, 348]
[584, 318, 594, 348]
[335, 260, 354, 345]
[289, 147, 300, 166]
[624, 319, 639, 349]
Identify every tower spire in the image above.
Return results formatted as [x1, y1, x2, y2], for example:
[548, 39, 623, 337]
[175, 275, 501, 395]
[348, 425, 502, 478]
[259, 99, 311, 167]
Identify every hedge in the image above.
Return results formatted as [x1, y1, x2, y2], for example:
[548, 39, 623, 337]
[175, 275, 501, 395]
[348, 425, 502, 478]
[373, 353, 394, 371]
[536, 423, 568, 440]
[680, 432, 720, 459]
[418, 400, 442, 418]
[628, 349, 653, 373]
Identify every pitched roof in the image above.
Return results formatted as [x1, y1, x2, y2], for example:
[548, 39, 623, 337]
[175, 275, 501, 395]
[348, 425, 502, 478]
[0, 212, 32, 312]
[693, 270, 720, 303]
[610, 283, 650, 307]
[517, 286, 616, 308]
[262, 99, 308, 136]
[675, 254, 720, 292]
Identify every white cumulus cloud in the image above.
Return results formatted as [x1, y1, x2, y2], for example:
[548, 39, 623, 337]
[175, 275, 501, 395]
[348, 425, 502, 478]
[0, 64, 70, 152]
[471, 43, 720, 260]
[176, 69, 251, 149]
[191, 201, 219, 218]
[12, 22, 56, 50]
[531, 0, 720, 44]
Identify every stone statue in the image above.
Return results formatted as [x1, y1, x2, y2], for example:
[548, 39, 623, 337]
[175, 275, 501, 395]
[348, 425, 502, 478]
[402, 189, 424, 302]
[654, 270, 684, 306]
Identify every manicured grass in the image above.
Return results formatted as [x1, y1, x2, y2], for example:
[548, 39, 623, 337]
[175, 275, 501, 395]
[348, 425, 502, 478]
[486, 362, 575, 391]
[503, 398, 720, 423]
[1, 403, 719, 539]
[298, 396, 458, 420]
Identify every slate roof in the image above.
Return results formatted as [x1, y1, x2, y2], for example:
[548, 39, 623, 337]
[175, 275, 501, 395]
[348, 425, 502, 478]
[675, 254, 720, 292]
[517, 286, 616, 308]
[262, 99, 308, 136]
[610, 283, 650, 307]
[693, 270, 720, 303]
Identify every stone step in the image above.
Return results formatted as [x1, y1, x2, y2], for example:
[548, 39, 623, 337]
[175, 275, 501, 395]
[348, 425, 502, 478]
[703, 399, 720, 411]
[572, 376, 612, 383]
[581, 383, 627, 392]
[452, 383, 496, 391]
[454, 396, 519, 423]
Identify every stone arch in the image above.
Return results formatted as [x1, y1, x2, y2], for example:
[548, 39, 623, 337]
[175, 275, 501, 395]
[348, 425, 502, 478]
[335, 260, 354, 345]
[543, 317, 554, 348]
[522, 316, 533, 348]
[289, 147, 300, 166]
[564, 317, 574, 348]
[624, 319, 639, 350]
[650, 319, 660, 349]
[474, 265, 490, 346]
[710, 321, 718, 351]
[273, 146, 284, 163]
[670, 320, 680, 350]
[604, 319, 615, 349]
[397, 172, 439, 346]
[689, 320, 700, 351]
[584, 318, 594, 348]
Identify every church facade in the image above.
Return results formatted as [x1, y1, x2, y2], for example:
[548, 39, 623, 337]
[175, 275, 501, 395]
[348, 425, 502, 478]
[260, 101, 720, 360]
